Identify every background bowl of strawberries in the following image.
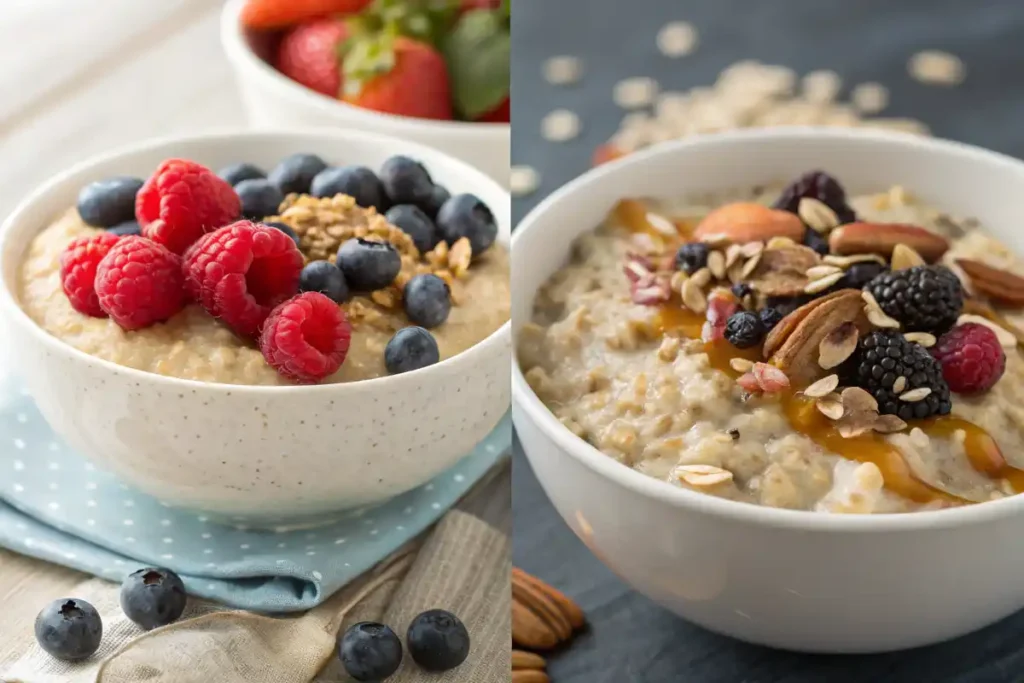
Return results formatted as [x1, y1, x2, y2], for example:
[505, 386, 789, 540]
[221, 0, 510, 184]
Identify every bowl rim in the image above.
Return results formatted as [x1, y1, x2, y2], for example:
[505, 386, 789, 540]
[219, 0, 509, 137]
[511, 126, 1024, 532]
[0, 127, 511, 396]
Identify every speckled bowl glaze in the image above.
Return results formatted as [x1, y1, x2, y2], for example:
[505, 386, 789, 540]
[0, 130, 510, 527]
[513, 128, 1024, 653]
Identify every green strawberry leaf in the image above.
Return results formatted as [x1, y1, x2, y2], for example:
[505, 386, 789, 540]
[442, 8, 510, 119]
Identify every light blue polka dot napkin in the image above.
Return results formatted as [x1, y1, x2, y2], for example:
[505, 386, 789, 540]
[0, 375, 510, 613]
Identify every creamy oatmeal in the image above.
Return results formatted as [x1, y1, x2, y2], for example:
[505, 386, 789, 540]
[20, 203, 509, 386]
[520, 173, 1024, 513]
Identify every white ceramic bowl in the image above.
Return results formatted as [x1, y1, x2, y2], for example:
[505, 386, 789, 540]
[220, 0, 510, 185]
[512, 128, 1024, 653]
[0, 129, 510, 528]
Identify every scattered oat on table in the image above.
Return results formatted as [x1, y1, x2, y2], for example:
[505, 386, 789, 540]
[851, 82, 889, 114]
[614, 76, 659, 109]
[656, 21, 698, 58]
[908, 50, 966, 86]
[801, 69, 842, 104]
[510, 165, 540, 197]
[541, 109, 581, 142]
[542, 55, 583, 86]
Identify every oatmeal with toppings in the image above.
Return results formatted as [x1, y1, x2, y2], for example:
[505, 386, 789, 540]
[519, 171, 1024, 513]
[19, 154, 509, 386]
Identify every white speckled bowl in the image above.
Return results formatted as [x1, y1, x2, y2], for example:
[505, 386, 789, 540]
[219, 0, 510, 185]
[0, 129, 510, 527]
[513, 128, 1024, 653]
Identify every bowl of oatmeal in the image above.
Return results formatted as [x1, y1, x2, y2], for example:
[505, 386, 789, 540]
[513, 128, 1024, 652]
[0, 129, 510, 526]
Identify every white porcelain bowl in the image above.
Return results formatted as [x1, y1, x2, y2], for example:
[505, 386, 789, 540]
[0, 129, 510, 528]
[220, 0, 510, 185]
[512, 128, 1024, 653]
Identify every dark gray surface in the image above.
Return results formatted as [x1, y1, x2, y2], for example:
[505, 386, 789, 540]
[511, 2, 1024, 681]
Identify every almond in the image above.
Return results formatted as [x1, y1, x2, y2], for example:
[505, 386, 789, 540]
[891, 243, 925, 270]
[693, 202, 805, 244]
[828, 222, 950, 262]
[818, 321, 859, 369]
[512, 568, 586, 630]
[955, 259, 1024, 306]
[513, 650, 547, 670]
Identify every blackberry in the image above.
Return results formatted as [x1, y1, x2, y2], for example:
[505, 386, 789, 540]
[675, 242, 709, 274]
[772, 170, 857, 224]
[724, 311, 764, 348]
[866, 265, 963, 334]
[841, 262, 887, 290]
[845, 331, 951, 421]
[759, 307, 784, 332]
[802, 227, 829, 255]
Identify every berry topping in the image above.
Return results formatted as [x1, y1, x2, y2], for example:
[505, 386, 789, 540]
[730, 282, 753, 301]
[259, 292, 352, 384]
[338, 622, 403, 682]
[403, 274, 451, 328]
[724, 311, 765, 349]
[845, 330, 952, 420]
[336, 238, 401, 291]
[264, 220, 301, 246]
[772, 170, 857, 224]
[407, 609, 471, 672]
[866, 265, 964, 334]
[108, 220, 142, 237]
[95, 237, 187, 330]
[299, 260, 349, 303]
[236, 179, 285, 220]
[217, 162, 266, 186]
[268, 153, 328, 196]
[421, 184, 451, 220]
[386, 204, 438, 253]
[183, 221, 303, 336]
[385, 326, 440, 374]
[841, 261, 887, 289]
[310, 166, 388, 212]
[674, 242, 709, 274]
[758, 307, 784, 332]
[932, 323, 1007, 394]
[77, 176, 144, 228]
[136, 159, 241, 254]
[119, 568, 187, 631]
[34, 598, 102, 661]
[380, 155, 434, 206]
[802, 227, 829, 255]
[275, 18, 348, 97]
[59, 233, 122, 317]
[436, 194, 498, 255]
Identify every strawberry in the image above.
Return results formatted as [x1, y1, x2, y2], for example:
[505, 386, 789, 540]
[343, 36, 453, 120]
[276, 18, 349, 97]
[476, 96, 509, 123]
[241, 0, 371, 29]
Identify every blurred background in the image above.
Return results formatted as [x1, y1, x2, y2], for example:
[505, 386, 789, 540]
[511, 1, 1024, 681]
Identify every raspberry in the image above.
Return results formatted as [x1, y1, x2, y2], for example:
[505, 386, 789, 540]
[183, 220, 303, 336]
[59, 232, 122, 317]
[259, 292, 352, 383]
[136, 159, 240, 254]
[932, 323, 1006, 394]
[94, 236, 187, 330]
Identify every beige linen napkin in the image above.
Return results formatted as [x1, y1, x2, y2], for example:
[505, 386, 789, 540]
[3, 467, 510, 683]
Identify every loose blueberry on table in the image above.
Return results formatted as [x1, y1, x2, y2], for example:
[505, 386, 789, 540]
[120, 567, 188, 630]
[338, 622, 403, 682]
[34, 598, 103, 661]
[406, 609, 471, 672]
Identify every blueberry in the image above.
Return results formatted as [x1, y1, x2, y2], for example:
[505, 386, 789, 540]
[311, 166, 388, 212]
[674, 242, 709, 274]
[802, 228, 830, 255]
[108, 220, 142, 237]
[436, 194, 497, 256]
[842, 262, 887, 289]
[386, 205, 437, 253]
[264, 221, 301, 246]
[421, 184, 451, 219]
[77, 176, 144, 228]
[235, 179, 285, 220]
[218, 162, 266, 186]
[380, 155, 434, 206]
[724, 311, 765, 349]
[120, 567, 188, 630]
[759, 307, 784, 332]
[34, 598, 102, 661]
[403, 274, 451, 328]
[268, 153, 328, 195]
[407, 609, 470, 672]
[300, 261, 349, 303]
[336, 238, 401, 291]
[385, 327, 440, 374]
[338, 622, 403, 682]
[730, 282, 753, 301]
